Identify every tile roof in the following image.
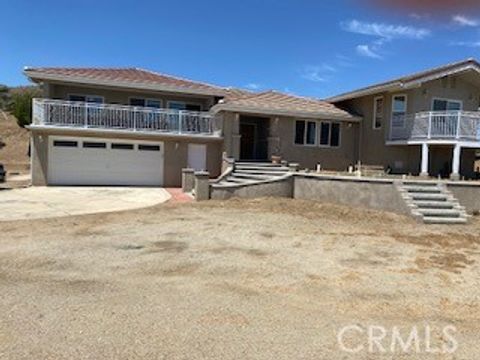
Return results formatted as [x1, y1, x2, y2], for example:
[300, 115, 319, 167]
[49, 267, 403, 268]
[24, 67, 226, 96]
[328, 58, 480, 102]
[214, 90, 359, 120]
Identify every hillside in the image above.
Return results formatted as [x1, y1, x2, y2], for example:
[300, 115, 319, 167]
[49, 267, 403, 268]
[0, 111, 30, 174]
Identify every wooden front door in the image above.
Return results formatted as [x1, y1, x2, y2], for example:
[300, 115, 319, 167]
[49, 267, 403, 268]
[240, 123, 256, 160]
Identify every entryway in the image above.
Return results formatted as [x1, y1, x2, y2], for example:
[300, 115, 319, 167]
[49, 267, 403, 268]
[239, 116, 270, 161]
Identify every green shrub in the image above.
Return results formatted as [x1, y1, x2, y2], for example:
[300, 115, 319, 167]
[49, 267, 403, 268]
[7, 87, 41, 127]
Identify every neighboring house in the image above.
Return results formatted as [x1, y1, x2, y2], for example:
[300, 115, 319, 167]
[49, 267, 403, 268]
[25, 58, 480, 187]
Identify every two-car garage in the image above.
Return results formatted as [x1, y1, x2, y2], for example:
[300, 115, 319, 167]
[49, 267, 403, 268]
[48, 137, 164, 186]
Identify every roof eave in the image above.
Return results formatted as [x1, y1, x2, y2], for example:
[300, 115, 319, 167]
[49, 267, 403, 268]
[327, 62, 480, 103]
[24, 71, 227, 97]
[211, 104, 361, 122]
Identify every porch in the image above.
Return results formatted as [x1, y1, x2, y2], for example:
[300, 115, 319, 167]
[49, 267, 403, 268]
[31, 98, 221, 137]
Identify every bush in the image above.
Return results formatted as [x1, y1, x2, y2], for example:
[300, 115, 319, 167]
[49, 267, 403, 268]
[0, 84, 9, 110]
[7, 86, 41, 127]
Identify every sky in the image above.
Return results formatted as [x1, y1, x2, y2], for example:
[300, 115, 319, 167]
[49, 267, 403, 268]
[2, 0, 480, 98]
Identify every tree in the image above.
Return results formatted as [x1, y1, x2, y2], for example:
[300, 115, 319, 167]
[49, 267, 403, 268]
[7, 86, 41, 127]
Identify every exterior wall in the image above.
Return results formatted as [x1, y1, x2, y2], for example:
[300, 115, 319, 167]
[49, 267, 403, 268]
[48, 82, 217, 110]
[337, 74, 480, 175]
[447, 182, 480, 213]
[30, 130, 222, 187]
[274, 116, 358, 170]
[31, 133, 48, 186]
[221, 111, 359, 171]
[293, 175, 412, 215]
[211, 177, 293, 200]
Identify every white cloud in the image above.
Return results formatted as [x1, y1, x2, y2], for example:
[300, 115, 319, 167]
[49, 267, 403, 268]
[300, 64, 336, 82]
[244, 83, 261, 90]
[356, 45, 382, 59]
[341, 20, 431, 40]
[451, 40, 480, 48]
[452, 15, 479, 27]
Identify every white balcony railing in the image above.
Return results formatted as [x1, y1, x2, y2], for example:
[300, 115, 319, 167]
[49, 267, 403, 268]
[32, 98, 220, 136]
[389, 111, 480, 142]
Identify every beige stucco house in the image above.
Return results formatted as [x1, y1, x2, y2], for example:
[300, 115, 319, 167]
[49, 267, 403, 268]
[25, 58, 480, 187]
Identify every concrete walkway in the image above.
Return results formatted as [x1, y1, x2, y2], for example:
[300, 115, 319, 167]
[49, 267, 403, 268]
[0, 187, 171, 221]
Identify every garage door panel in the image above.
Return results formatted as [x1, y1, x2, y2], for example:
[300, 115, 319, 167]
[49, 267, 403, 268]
[48, 137, 164, 186]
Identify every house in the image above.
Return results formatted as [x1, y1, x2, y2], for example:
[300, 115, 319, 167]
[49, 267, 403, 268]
[328, 58, 480, 180]
[25, 58, 480, 187]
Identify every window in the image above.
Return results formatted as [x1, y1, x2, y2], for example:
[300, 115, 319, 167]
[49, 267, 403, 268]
[319, 122, 330, 146]
[331, 123, 340, 147]
[391, 95, 407, 128]
[68, 95, 103, 103]
[53, 140, 78, 147]
[129, 98, 162, 108]
[373, 96, 384, 129]
[294, 120, 306, 145]
[168, 101, 202, 111]
[294, 120, 340, 147]
[432, 99, 462, 111]
[138, 144, 161, 151]
[294, 120, 316, 145]
[111, 143, 134, 150]
[83, 142, 106, 149]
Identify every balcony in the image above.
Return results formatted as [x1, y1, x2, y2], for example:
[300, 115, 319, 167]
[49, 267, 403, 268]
[389, 111, 480, 142]
[32, 98, 220, 137]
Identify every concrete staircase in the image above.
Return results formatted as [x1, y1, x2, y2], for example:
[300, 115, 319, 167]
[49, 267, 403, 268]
[398, 182, 468, 224]
[213, 162, 291, 187]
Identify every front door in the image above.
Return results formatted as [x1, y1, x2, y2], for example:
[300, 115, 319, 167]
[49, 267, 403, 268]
[240, 123, 256, 160]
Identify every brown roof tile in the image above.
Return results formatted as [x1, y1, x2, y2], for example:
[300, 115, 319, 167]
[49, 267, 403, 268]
[216, 90, 358, 120]
[24, 67, 225, 95]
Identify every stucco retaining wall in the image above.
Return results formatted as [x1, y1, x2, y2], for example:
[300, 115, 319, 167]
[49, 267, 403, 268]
[446, 182, 480, 214]
[293, 174, 412, 215]
[210, 177, 293, 200]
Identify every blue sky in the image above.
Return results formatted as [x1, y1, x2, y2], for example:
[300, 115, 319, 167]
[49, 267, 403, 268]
[2, 0, 480, 98]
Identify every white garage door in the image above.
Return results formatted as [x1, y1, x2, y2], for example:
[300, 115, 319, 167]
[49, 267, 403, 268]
[48, 137, 164, 186]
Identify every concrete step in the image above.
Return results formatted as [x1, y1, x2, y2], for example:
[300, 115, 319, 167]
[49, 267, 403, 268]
[413, 201, 455, 209]
[235, 169, 289, 176]
[224, 176, 256, 184]
[235, 165, 289, 171]
[423, 216, 467, 224]
[403, 181, 439, 187]
[403, 186, 442, 193]
[231, 173, 273, 180]
[410, 193, 449, 201]
[236, 162, 285, 167]
[417, 208, 462, 217]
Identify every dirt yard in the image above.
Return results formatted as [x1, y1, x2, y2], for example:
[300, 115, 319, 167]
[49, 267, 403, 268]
[1, 198, 479, 359]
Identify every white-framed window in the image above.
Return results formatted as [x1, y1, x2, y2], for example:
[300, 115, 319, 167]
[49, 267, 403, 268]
[68, 94, 104, 103]
[167, 101, 202, 111]
[432, 98, 462, 111]
[129, 98, 162, 108]
[319, 121, 340, 147]
[373, 96, 384, 130]
[391, 94, 407, 128]
[294, 120, 340, 147]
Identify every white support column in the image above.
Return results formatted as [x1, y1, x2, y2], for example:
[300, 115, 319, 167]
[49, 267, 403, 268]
[420, 143, 430, 177]
[451, 144, 461, 180]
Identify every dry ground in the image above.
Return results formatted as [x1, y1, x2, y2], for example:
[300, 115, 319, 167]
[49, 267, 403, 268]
[1, 198, 479, 359]
[0, 111, 30, 179]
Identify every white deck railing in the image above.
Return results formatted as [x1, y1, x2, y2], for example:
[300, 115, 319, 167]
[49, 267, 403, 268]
[389, 111, 480, 142]
[32, 98, 220, 136]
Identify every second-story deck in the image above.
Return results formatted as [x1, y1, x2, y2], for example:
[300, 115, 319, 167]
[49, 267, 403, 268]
[31, 98, 221, 137]
[389, 111, 480, 144]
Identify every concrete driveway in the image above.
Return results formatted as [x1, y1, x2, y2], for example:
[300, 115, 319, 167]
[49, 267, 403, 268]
[0, 187, 171, 221]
